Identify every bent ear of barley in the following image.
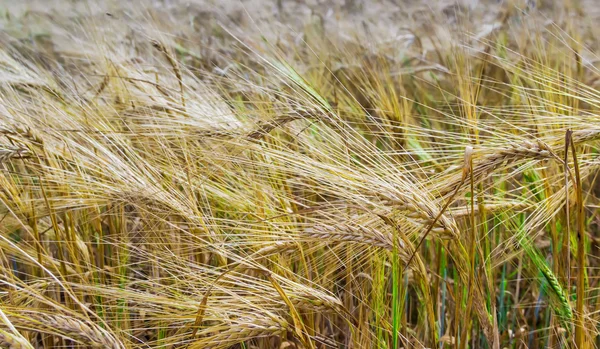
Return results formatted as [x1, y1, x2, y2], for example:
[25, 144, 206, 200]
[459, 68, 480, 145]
[438, 139, 558, 197]
[0, 146, 31, 163]
[571, 128, 600, 144]
[0, 329, 33, 349]
[189, 316, 289, 349]
[306, 223, 409, 258]
[151, 39, 185, 107]
[11, 313, 124, 349]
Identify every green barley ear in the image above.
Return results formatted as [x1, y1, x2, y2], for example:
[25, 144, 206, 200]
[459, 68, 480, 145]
[271, 58, 333, 114]
[516, 224, 573, 329]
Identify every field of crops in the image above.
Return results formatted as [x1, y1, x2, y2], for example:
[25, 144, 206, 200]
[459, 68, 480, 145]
[0, 0, 600, 348]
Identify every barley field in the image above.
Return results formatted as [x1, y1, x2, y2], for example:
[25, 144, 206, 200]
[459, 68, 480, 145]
[0, 0, 599, 348]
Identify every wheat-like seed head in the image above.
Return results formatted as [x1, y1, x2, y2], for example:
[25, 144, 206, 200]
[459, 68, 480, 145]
[0, 329, 33, 349]
[0, 126, 44, 145]
[438, 139, 557, 197]
[190, 315, 289, 349]
[572, 128, 600, 144]
[34, 314, 122, 349]
[307, 223, 404, 252]
[380, 197, 459, 238]
[0, 146, 30, 163]
[254, 241, 297, 256]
